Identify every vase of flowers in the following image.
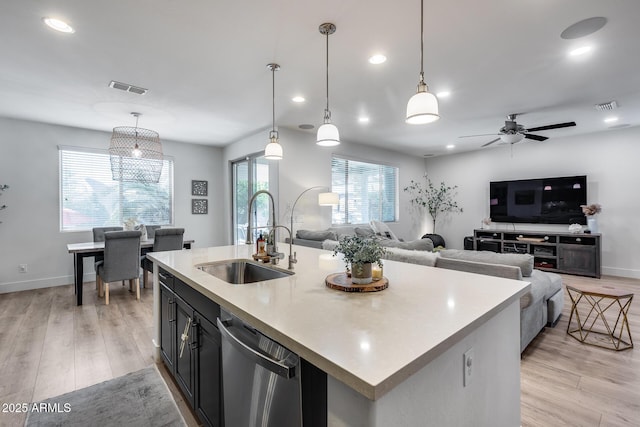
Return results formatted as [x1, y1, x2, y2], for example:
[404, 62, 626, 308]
[333, 235, 386, 285]
[581, 204, 601, 233]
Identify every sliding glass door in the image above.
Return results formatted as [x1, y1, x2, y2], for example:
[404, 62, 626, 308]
[231, 154, 273, 244]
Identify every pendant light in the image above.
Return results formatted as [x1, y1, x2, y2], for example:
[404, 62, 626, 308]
[317, 23, 340, 146]
[406, 0, 440, 124]
[109, 112, 164, 183]
[264, 63, 283, 160]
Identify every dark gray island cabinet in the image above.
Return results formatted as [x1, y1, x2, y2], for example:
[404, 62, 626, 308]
[158, 267, 327, 427]
[159, 268, 223, 427]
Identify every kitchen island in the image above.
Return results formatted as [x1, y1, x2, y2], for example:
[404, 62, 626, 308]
[148, 244, 529, 426]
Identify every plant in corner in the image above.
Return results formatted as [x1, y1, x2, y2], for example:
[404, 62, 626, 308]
[332, 235, 386, 285]
[404, 174, 463, 234]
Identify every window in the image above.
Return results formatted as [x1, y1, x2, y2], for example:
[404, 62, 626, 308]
[59, 146, 174, 231]
[331, 156, 398, 224]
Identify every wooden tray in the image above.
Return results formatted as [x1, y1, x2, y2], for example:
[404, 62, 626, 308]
[252, 253, 271, 263]
[325, 272, 389, 293]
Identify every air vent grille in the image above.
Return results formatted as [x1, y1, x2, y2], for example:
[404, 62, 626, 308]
[109, 80, 148, 95]
[594, 100, 618, 111]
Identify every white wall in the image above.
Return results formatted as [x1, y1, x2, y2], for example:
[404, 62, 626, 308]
[222, 127, 427, 244]
[424, 126, 640, 278]
[0, 117, 225, 293]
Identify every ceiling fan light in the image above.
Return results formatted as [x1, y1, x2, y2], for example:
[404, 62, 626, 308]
[500, 133, 524, 144]
[316, 122, 340, 146]
[406, 89, 440, 124]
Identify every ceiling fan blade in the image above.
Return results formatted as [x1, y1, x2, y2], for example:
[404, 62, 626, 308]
[525, 121, 576, 132]
[458, 133, 501, 138]
[482, 138, 501, 147]
[524, 134, 548, 141]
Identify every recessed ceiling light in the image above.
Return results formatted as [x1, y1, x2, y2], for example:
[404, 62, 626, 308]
[42, 17, 75, 33]
[436, 91, 451, 98]
[604, 116, 618, 123]
[446, 144, 455, 150]
[569, 46, 592, 56]
[358, 116, 370, 123]
[368, 54, 387, 65]
[292, 96, 305, 103]
[561, 17, 607, 40]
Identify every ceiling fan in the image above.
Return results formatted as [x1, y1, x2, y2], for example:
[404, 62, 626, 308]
[460, 114, 576, 147]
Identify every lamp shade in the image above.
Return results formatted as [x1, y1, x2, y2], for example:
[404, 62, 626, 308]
[500, 133, 524, 144]
[316, 123, 340, 146]
[406, 90, 440, 124]
[264, 139, 283, 159]
[318, 192, 339, 206]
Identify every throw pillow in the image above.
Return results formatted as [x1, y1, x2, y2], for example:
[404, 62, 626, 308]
[439, 249, 534, 277]
[354, 227, 375, 238]
[369, 220, 399, 241]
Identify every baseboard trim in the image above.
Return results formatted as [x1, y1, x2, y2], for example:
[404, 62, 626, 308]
[0, 273, 96, 294]
[601, 266, 640, 279]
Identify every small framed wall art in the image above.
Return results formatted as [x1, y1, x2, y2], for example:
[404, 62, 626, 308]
[192, 199, 208, 215]
[191, 180, 208, 196]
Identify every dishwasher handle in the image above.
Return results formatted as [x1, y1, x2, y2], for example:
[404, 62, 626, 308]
[217, 318, 296, 379]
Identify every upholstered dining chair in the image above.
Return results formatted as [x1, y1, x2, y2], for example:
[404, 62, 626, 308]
[142, 227, 185, 288]
[145, 225, 161, 240]
[96, 230, 142, 305]
[92, 226, 124, 289]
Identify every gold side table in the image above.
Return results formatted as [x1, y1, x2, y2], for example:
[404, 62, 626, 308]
[566, 284, 634, 351]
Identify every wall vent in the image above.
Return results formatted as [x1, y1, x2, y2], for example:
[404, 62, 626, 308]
[109, 80, 148, 95]
[594, 100, 618, 111]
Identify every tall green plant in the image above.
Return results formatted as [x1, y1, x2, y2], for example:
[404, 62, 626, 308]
[404, 174, 463, 233]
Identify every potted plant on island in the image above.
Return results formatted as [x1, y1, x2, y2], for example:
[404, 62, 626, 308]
[333, 235, 386, 284]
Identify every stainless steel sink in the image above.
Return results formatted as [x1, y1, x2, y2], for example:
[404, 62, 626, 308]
[196, 259, 294, 284]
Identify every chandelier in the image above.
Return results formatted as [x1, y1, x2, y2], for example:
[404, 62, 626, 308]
[109, 112, 164, 183]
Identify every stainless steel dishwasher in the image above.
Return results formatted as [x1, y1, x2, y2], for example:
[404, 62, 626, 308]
[217, 311, 302, 427]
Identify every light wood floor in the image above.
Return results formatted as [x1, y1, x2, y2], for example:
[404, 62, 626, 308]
[0, 275, 638, 427]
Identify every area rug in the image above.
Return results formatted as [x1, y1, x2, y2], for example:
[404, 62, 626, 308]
[25, 365, 186, 427]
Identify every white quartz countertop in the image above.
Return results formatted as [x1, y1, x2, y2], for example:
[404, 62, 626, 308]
[149, 244, 529, 400]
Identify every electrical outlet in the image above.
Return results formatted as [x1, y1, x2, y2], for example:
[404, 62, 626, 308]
[463, 348, 474, 387]
[19, 264, 28, 273]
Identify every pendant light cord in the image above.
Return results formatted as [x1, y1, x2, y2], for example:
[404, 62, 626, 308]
[272, 66, 276, 132]
[325, 30, 330, 112]
[419, 0, 424, 83]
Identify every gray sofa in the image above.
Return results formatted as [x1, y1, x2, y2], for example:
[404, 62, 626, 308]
[320, 240, 563, 353]
[287, 225, 435, 251]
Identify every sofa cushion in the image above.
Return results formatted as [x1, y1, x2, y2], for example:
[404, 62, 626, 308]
[439, 249, 534, 277]
[370, 220, 399, 241]
[296, 229, 337, 241]
[384, 247, 440, 267]
[328, 226, 358, 240]
[435, 257, 522, 281]
[380, 238, 434, 252]
[354, 227, 376, 238]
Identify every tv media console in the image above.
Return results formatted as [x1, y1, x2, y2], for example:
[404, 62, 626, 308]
[473, 229, 601, 278]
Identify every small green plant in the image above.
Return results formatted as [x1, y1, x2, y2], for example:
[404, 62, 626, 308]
[404, 174, 463, 234]
[332, 235, 386, 269]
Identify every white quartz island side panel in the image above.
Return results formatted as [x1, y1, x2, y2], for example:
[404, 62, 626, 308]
[149, 245, 529, 426]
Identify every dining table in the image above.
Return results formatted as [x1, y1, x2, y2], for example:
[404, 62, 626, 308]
[67, 238, 193, 306]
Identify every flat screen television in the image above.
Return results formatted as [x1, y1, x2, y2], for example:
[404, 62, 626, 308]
[489, 175, 587, 224]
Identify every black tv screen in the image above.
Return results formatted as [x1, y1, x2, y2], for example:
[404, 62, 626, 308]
[490, 175, 587, 224]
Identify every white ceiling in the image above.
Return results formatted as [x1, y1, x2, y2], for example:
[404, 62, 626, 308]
[1, 0, 639, 157]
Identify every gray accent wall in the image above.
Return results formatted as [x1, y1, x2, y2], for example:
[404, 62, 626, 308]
[0, 117, 225, 293]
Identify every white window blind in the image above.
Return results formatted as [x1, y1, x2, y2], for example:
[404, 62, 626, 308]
[331, 156, 398, 224]
[59, 147, 174, 231]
